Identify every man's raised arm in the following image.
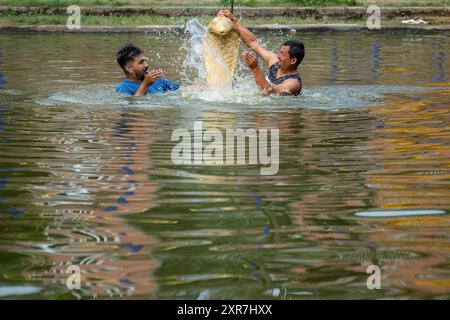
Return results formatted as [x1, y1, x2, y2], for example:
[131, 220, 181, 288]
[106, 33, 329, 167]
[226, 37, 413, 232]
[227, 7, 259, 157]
[219, 10, 278, 67]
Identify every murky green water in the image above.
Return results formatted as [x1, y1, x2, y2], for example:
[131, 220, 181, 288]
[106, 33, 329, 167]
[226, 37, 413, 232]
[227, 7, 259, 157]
[0, 31, 449, 299]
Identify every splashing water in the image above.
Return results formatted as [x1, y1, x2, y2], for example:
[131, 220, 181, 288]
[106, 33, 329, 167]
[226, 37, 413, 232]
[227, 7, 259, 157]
[182, 19, 207, 85]
[182, 18, 261, 101]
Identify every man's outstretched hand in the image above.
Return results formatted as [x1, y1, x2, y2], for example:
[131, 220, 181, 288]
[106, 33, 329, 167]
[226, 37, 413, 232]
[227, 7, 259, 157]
[243, 51, 259, 70]
[218, 9, 238, 24]
[143, 69, 164, 87]
[135, 69, 164, 96]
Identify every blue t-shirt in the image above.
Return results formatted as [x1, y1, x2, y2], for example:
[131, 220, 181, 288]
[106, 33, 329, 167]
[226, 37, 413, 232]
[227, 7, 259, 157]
[116, 78, 180, 95]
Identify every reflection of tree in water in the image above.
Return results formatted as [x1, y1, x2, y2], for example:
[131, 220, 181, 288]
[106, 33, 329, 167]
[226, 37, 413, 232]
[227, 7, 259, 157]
[28, 108, 160, 298]
[289, 90, 450, 298]
[0, 48, 6, 87]
[363, 89, 450, 297]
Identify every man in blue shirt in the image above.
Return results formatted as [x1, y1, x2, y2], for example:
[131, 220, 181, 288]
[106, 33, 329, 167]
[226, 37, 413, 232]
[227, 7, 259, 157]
[116, 43, 180, 96]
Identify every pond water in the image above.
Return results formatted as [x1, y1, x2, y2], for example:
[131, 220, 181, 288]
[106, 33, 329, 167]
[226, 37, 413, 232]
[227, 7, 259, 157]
[0, 29, 449, 299]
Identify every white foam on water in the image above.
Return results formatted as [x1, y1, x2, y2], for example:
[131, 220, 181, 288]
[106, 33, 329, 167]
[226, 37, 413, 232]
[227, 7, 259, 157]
[32, 84, 436, 111]
[355, 209, 446, 218]
[34, 85, 130, 107]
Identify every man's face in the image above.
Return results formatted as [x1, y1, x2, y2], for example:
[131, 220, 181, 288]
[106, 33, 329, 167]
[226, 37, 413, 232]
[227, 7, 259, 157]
[277, 46, 296, 69]
[126, 53, 148, 81]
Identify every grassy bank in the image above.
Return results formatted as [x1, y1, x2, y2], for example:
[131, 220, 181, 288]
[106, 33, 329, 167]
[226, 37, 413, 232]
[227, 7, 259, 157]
[1, 12, 448, 26]
[1, 0, 449, 27]
[1, 0, 449, 8]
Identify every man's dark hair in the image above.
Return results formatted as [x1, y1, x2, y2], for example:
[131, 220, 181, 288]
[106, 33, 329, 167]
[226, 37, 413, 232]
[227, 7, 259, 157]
[283, 40, 305, 67]
[116, 43, 142, 71]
